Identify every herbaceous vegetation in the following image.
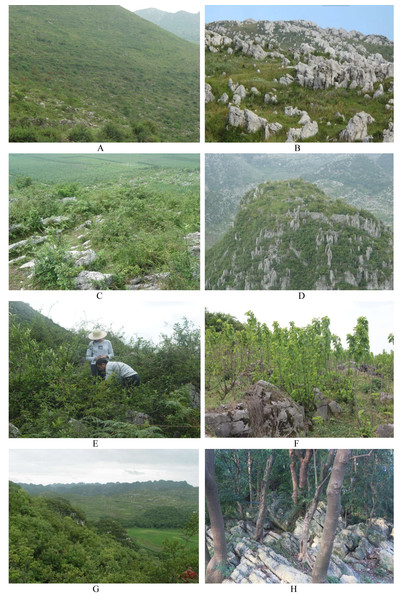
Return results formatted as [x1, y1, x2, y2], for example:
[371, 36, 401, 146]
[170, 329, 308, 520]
[205, 449, 393, 583]
[9, 154, 200, 290]
[10, 480, 198, 583]
[9, 5, 199, 142]
[9, 302, 200, 438]
[205, 311, 393, 437]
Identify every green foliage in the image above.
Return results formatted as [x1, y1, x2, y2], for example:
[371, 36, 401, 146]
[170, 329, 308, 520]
[9, 5, 199, 142]
[9, 305, 200, 438]
[9, 156, 200, 290]
[9, 482, 199, 583]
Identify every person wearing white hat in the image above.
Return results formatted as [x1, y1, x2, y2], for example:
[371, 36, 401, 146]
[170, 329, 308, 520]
[86, 329, 114, 377]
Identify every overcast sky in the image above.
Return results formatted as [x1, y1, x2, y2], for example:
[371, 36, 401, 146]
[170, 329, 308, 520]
[206, 294, 393, 355]
[10, 293, 201, 344]
[122, 2, 199, 14]
[9, 450, 199, 486]
[205, 4, 394, 40]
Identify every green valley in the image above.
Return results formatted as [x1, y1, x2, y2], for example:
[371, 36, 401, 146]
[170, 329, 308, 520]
[9, 5, 199, 142]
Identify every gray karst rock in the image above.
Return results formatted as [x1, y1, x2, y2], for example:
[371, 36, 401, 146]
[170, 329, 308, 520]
[124, 410, 151, 425]
[205, 380, 307, 437]
[184, 231, 200, 256]
[74, 270, 113, 290]
[218, 92, 229, 104]
[58, 196, 78, 203]
[383, 121, 394, 142]
[227, 105, 245, 128]
[338, 111, 375, 141]
[375, 424, 394, 437]
[127, 272, 170, 290]
[205, 83, 215, 103]
[67, 249, 97, 267]
[9, 423, 21, 438]
[9, 235, 48, 252]
[286, 120, 318, 142]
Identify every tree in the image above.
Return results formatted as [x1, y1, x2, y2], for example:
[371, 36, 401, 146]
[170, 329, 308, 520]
[298, 450, 335, 564]
[312, 449, 351, 582]
[205, 450, 227, 583]
[255, 452, 275, 542]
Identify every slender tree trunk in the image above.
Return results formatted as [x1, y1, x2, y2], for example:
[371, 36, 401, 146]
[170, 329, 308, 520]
[312, 450, 351, 583]
[298, 450, 335, 563]
[297, 449, 313, 491]
[248, 451, 253, 510]
[289, 450, 299, 505]
[255, 453, 275, 542]
[205, 450, 228, 583]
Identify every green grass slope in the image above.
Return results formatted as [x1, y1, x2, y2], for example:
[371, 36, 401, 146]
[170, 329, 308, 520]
[9, 5, 199, 142]
[135, 9, 200, 44]
[206, 179, 393, 290]
[9, 155, 200, 290]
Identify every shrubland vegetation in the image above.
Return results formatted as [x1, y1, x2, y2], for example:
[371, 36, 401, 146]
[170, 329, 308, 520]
[9, 5, 199, 142]
[10, 480, 198, 583]
[206, 449, 393, 583]
[205, 311, 393, 437]
[9, 154, 200, 290]
[9, 302, 200, 438]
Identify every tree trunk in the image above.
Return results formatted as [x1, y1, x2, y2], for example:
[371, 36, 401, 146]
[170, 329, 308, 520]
[255, 453, 275, 542]
[248, 451, 253, 510]
[298, 449, 313, 491]
[205, 450, 228, 583]
[298, 450, 335, 563]
[312, 450, 351, 583]
[289, 450, 299, 505]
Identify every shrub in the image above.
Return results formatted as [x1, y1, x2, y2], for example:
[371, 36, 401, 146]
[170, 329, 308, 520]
[32, 241, 78, 289]
[102, 122, 125, 141]
[67, 125, 93, 142]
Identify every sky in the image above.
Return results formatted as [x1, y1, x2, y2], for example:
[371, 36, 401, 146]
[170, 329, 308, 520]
[122, 2, 199, 14]
[11, 293, 201, 344]
[9, 449, 199, 486]
[205, 5, 394, 40]
[206, 295, 393, 355]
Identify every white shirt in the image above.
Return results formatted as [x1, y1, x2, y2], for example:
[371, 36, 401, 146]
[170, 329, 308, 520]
[105, 361, 137, 381]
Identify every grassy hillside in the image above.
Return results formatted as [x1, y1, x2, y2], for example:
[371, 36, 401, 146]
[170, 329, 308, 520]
[10, 482, 198, 583]
[19, 481, 198, 529]
[9, 302, 200, 438]
[9, 154, 200, 290]
[9, 5, 199, 142]
[206, 179, 393, 290]
[135, 9, 200, 44]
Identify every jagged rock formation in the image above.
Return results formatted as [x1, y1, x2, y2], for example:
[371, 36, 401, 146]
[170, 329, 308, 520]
[205, 380, 307, 437]
[206, 505, 394, 583]
[205, 18, 393, 142]
[206, 179, 393, 290]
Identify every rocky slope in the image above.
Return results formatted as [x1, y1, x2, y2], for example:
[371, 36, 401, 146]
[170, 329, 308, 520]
[205, 19, 393, 142]
[205, 179, 393, 290]
[207, 502, 393, 583]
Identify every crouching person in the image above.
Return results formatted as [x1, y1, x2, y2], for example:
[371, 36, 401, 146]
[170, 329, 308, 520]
[95, 358, 140, 387]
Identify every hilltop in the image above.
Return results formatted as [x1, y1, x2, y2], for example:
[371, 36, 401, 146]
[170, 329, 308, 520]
[206, 179, 393, 290]
[135, 9, 200, 43]
[205, 19, 393, 142]
[9, 5, 199, 142]
[205, 154, 393, 248]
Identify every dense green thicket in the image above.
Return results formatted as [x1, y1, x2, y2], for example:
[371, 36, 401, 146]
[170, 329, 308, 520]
[10, 160, 200, 290]
[9, 6, 199, 142]
[206, 311, 393, 437]
[9, 304, 200, 438]
[10, 482, 198, 583]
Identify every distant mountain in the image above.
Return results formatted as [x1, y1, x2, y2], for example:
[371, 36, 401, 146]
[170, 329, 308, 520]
[205, 154, 393, 248]
[18, 480, 198, 528]
[9, 5, 199, 142]
[206, 179, 393, 290]
[135, 8, 200, 43]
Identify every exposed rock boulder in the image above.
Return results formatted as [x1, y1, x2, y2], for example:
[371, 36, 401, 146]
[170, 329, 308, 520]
[124, 410, 151, 425]
[205, 83, 215, 103]
[67, 249, 97, 267]
[286, 120, 318, 142]
[375, 424, 394, 437]
[339, 111, 375, 141]
[205, 380, 307, 437]
[74, 270, 113, 290]
[128, 272, 170, 290]
[9, 423, 20, 438]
